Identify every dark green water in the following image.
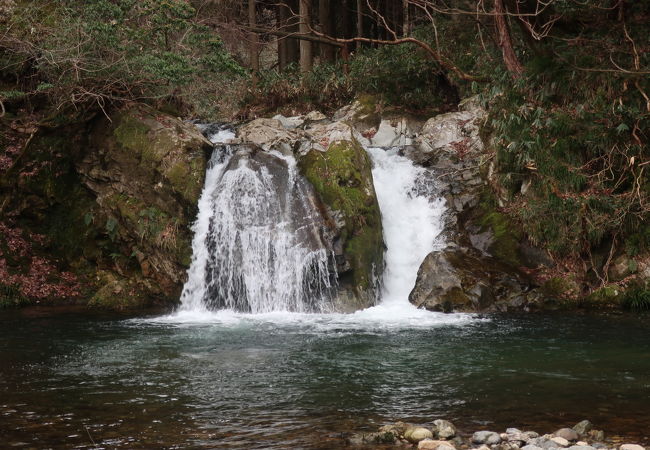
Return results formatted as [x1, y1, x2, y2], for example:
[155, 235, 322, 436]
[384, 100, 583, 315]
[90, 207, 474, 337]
[1, 307, 649, 449]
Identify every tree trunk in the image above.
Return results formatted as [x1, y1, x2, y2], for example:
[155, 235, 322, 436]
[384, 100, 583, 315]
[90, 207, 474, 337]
[356, 0, 363, 50]
[403, 0, 409, 36]
[278, 3, 288, 71]
[494, 0, 523, 75]
[319, 0, 336, 62]
[249, 0, 259, 86]
[299, 0, 313, 72]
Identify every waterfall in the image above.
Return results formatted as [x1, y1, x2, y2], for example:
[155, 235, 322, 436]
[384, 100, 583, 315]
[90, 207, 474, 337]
[179, 134, 336, 313]
[178, 124, 446, 318]
[367, 147, 446, 305]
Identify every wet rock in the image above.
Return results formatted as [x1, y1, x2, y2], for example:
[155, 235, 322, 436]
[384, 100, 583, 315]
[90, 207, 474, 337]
[420, 439, 458, 450]
[588, 430, 605, 441]
[378, 421, 409, 437]
[81, 105, 212, 303]
[573, 421, 593, 437]
[433, 419, 457, 439]
[619, 445, 645, 450]
[405, 427, 435, 444]
[298, 139, 384, 311]
[472, 431, 502, 445]
[554, 429, 579, 442]
[551, 437, 570, 447]
[409, 249, 529, 312]
[238, 118, 301, 154]
[567, 446, 597, 450]
[348, 431, 396, 445]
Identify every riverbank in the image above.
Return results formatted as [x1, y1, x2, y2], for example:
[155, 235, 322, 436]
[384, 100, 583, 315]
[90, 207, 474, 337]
[349, 420, 648, 449]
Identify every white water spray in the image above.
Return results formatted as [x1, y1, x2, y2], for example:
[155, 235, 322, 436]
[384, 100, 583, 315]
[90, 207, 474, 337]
[179, 135, 335, 313]
[368, 147, 446, 305]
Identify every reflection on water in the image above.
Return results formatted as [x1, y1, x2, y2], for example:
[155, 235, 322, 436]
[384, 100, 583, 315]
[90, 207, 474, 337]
[1, 307, 649, 448]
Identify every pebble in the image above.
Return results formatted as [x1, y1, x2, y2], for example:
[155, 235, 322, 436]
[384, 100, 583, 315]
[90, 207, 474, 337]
[552, 437, 570, 447]
[434, 419, 457, 439]
[620, 445, 645, 450]
[405, 427, 434, 444]
[419, 439, 457, 450]
[473, 431, 502, 445]
[555, 429, 580, 442]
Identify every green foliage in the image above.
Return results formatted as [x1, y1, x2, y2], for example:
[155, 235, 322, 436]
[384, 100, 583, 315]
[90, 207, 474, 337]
[0, 284, 29, 309]
[349, 44, 457, 112]
[255, 62, 354, 113]
[621, 286, 650, 312]
[480, 9, 650, 259]
[0, 0, 246, 117]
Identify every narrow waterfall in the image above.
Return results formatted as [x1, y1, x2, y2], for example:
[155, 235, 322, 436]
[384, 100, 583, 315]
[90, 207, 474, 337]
[367, 147, 446, 306]
[179, 135, 336, 313]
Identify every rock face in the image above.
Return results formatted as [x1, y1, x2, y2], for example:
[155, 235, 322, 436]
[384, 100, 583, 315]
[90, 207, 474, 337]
[409, 248, 532, 312]
[404, 97, 553, 313]
[79, 105, 212, 305]
[298, 139, 384, 310]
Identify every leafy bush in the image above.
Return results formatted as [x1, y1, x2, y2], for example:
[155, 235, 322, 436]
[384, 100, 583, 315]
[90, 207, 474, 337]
[348, 43, 458, 112]
[254, 62, 353, 114]
[621, 287, 650, 312]
[0, 0, 246, 118]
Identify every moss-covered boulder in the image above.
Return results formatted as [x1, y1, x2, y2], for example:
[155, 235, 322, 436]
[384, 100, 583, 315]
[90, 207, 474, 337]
[78, 105, 212, 304]
[298, 139, 384, 311]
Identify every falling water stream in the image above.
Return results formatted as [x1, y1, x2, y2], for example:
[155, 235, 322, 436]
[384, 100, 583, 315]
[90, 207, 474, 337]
[173, 129, 455, 325]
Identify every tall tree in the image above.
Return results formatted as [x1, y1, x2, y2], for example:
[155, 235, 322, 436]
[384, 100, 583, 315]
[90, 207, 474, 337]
[248, 0, 259, 86]
[494, 0, 524, 75]
[299, 0, 313, 72]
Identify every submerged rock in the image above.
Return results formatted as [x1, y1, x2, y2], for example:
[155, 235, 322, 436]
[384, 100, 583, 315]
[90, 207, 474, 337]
[573, 421, 593, 437]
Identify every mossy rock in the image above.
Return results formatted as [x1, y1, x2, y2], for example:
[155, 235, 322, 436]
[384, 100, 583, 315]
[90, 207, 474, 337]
[541, 276, 580, 300]
[88, 273, 152, 310]
[96, 104, 211, 209]
[581, 285, 623, 310]
[298, 139, 384, 307]
[478, 207, 522, 268]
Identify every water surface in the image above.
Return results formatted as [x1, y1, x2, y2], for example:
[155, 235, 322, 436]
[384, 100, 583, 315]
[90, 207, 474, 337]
[1, 308, 649, 449]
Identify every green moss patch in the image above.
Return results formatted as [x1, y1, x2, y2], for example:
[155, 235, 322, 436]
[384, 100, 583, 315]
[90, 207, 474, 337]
[299, 139, 383, 292]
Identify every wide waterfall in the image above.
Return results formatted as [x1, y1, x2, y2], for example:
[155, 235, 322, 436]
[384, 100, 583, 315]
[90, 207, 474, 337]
[179, 130, 336, 313]
[178, 126, 447, 318]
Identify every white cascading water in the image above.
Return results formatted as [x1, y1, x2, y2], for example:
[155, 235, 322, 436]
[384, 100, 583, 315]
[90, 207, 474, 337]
[367, 147, 446, 304]
[164, 126, 473, 328]
[178, 128, 335, 314]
